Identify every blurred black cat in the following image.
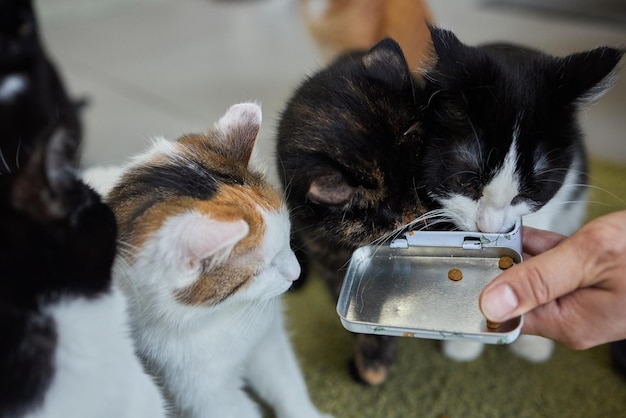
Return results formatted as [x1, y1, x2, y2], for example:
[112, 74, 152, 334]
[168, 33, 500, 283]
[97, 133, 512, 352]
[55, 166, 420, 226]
[276, 29, 623, 384]
[0, 0, 84, 175]
[0, 119, 167, 417]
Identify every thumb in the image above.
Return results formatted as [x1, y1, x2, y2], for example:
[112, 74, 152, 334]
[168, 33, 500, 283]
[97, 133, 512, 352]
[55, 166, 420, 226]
[479, 238, 585, 322]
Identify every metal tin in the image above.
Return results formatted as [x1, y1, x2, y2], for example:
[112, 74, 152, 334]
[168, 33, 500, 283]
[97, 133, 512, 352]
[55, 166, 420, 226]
[336, 222, 524, 344]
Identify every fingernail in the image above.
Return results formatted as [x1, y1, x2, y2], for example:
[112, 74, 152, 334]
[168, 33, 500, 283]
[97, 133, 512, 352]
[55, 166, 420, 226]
[481, 284, 518, 321]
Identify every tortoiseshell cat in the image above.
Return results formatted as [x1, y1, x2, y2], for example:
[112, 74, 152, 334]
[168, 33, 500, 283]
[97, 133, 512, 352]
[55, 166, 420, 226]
[0, 120, 167, 417]
[276, 29, 623, 384]
[0, 0, 83, 175]
[277, 38, 426, 385]
[85, 103, 330, 418]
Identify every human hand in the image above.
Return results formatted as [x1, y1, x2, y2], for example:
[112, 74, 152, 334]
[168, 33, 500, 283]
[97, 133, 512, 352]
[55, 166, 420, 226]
[479, 210, 626, 349]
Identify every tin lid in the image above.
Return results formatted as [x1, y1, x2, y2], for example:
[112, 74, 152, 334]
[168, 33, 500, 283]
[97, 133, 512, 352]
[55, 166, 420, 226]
[336, 221, 524, 344]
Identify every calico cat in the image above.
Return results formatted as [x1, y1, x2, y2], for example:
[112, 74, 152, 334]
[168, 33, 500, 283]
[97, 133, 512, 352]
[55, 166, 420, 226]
[85, 103, 330, 418]
[276, 30, 623, 383]
[0, 0, 84, 175]
[0, 119, 167, 417]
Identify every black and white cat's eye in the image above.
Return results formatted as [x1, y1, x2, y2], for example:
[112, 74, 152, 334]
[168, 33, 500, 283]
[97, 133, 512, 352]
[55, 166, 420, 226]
[456, 177, 480, 193]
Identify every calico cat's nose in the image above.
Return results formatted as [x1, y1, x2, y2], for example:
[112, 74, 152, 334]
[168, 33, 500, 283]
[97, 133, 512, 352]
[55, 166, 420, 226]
[280, 249, 301, 282]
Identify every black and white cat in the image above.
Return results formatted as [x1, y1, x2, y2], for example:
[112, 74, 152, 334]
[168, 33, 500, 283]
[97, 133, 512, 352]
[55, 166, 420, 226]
[420, 28, 623, 362]
[0, 0, 83, 175]
[276, 28, 623, 383]
[0, 120, 167, 417]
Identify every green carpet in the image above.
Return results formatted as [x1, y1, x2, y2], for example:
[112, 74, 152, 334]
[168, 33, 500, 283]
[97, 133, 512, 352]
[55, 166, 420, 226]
[283, 157, 626, 418]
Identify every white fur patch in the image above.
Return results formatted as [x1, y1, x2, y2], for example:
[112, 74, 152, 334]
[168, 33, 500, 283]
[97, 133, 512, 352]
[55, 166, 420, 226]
[474, 141, 523, 232]
[0, 74, 28, 102]
[27, 289, 167, 418]
[82, 165, 125, 197]
[522, 154, 587, 235]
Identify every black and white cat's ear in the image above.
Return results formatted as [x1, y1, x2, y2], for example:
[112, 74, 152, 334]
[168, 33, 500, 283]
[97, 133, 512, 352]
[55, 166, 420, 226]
[427, 26, 467, 68]
[423, 26, 477, 86]
[362, 38, 412, 89]
[553, 47, 624, 105]
[306, 170, 356, 206]
[11, 121, 80, 220]
[177, 216, 249, 272]
[215, 103, 262, 166]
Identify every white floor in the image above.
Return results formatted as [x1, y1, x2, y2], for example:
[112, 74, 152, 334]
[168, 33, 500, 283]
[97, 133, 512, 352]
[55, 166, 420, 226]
[36, 0, 626, 186]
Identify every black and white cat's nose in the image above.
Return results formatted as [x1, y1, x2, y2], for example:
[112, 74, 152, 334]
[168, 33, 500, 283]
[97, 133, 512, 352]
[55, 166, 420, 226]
[476, 210, 515, 233]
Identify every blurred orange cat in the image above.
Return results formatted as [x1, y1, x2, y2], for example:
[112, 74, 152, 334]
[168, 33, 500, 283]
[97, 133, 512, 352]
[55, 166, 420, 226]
[301, 0, 434, 77]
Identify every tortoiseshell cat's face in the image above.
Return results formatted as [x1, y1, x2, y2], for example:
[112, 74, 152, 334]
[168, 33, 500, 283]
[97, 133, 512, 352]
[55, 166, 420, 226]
[277, 39, 429, 249]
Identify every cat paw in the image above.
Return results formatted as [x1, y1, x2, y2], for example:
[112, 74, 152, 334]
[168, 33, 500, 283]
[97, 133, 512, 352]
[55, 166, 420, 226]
[350, 357, 390, 386]
[351, 334, 396, 385]
[442, 340, 484, 362]
[508, 335, 554, 363]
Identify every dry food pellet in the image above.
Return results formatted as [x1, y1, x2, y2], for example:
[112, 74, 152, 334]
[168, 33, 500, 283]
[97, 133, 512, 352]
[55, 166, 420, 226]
[486, 319, 501, 330]
[447, 268, 463, 281]
[498, 255, 515, 270]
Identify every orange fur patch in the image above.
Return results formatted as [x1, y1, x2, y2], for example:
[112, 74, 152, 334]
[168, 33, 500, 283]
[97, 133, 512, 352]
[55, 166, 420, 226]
[302, 0, 435, 77]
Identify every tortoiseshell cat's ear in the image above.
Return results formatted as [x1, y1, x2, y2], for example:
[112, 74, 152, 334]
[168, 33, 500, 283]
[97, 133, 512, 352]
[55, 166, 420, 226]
[550, 47, 624, 105]
[11, 121, 80, 220]
[361, 38, 412, 90]
[215, 103, 262, 167]
[306, 170, 356, 206]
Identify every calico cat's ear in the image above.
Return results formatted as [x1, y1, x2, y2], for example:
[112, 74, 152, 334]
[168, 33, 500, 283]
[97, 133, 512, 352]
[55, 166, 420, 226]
[215, 103, 262, 167]
[176, 214, 249, 272]
[362, 38, 412, 89]
[307, 170, 356, 206]
[11, 121, 80, 220]
[552, 47, 624, 104]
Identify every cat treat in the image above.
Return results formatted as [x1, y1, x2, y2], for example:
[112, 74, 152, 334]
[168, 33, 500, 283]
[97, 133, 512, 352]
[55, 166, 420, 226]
[498, 256, 515, 270]
[486, 319, 502, 330]
[447, 268, 463, 281]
